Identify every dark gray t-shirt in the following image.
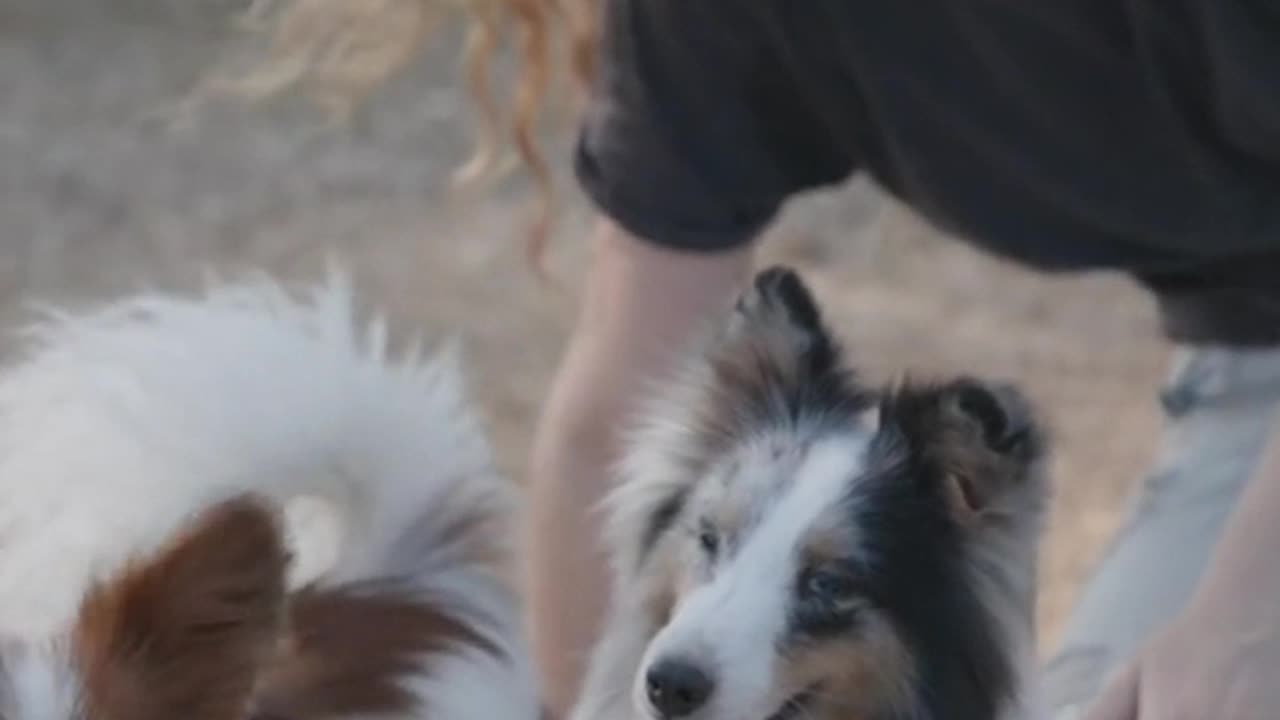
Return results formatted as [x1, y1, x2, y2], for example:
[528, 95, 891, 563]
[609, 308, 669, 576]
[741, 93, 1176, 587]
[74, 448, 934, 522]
[574, 0, 1280, 347]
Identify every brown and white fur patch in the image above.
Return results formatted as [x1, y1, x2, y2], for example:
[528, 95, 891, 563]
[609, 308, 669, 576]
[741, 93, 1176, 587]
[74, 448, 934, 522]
[570, 266, 1051, 720]
[0, 274, 538, 720]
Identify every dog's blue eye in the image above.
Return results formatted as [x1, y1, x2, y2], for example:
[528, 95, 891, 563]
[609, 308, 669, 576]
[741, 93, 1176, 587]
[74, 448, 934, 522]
[793, 567, 863, 634]
[801, 568, 856, 603]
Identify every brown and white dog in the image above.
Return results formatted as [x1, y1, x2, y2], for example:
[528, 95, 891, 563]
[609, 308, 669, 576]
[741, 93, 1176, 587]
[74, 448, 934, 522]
[0, 264, 1049, 720]
[0, 274, 538, 720]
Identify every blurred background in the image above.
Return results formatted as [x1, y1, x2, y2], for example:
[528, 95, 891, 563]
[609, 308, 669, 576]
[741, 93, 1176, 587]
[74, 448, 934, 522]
[1, 0, 1171, 650]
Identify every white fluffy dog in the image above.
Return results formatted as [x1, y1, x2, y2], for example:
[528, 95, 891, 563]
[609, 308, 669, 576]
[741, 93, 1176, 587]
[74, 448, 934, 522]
[0, 273, 538, 720]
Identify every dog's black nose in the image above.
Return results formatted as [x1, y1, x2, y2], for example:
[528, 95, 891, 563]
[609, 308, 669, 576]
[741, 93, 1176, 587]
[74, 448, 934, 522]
[645, 659, 714, 717]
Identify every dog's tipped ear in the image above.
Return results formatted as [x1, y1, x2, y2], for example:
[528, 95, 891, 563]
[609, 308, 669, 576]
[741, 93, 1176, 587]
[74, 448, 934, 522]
[720, 265, 840, 376]
[735, 265, 825, 334]
[885, 378, 1046, 523]
[73, 495, 288, 720]
[946, 379, 1036, 457]
[935, 379, 1043, 521]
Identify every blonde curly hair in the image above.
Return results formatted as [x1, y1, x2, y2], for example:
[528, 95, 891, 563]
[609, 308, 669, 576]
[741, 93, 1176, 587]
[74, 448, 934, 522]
[218, 0, 599, 269]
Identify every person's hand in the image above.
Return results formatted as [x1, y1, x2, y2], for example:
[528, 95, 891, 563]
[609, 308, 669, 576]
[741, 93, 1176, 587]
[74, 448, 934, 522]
[1083, 596, 1280, 720]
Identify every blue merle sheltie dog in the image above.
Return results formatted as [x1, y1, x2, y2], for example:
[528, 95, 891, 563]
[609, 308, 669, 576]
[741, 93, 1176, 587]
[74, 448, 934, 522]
[569, 266, 1050, 720]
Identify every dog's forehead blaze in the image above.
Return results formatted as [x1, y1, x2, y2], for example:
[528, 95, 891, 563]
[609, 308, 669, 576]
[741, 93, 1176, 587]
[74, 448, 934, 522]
[698, 437, 867, 573]
[702, 433, 844, 532]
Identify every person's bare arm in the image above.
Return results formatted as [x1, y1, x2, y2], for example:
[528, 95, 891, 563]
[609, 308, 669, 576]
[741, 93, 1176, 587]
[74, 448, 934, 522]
[523, 219, 757, 719]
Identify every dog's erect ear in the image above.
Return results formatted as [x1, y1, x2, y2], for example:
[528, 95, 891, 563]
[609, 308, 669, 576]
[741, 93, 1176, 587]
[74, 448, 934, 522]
[734, 265, 825, 334]
[73, 496, 288, 720]
[884, 378, 1045, 523]
[719, 265, 841, 379]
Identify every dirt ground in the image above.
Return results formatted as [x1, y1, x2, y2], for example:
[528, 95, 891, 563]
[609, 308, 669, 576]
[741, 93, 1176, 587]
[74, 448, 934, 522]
[0, 0, 1172, 652]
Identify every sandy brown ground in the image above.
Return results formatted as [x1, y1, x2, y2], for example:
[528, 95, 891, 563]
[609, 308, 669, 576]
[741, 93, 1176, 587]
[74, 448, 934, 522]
[1, 0, 1171, 653]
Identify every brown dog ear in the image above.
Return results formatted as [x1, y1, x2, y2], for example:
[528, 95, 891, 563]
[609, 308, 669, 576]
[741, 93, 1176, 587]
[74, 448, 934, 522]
[73, 496, 289, 720]
[883, 377, 1045, 524]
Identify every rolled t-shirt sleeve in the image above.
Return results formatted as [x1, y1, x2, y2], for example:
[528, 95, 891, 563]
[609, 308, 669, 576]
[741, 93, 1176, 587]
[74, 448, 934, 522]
[573, 0, 857, 252]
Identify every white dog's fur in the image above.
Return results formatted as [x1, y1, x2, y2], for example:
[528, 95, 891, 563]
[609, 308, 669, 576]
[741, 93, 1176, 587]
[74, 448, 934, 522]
[0, 273, 538, 720]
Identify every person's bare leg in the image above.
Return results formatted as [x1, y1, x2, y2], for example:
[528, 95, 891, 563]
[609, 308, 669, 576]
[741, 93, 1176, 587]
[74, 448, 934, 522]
[523, 220, 757, 719]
